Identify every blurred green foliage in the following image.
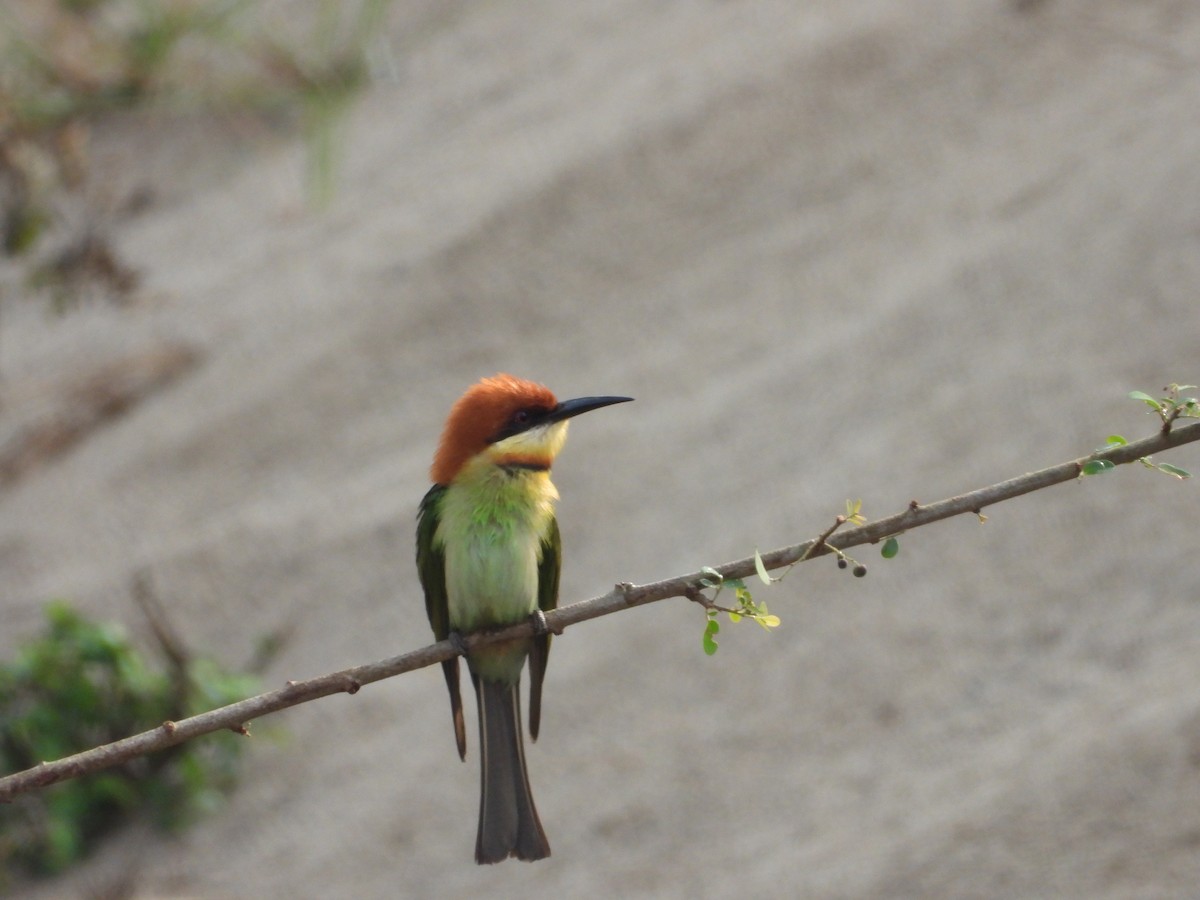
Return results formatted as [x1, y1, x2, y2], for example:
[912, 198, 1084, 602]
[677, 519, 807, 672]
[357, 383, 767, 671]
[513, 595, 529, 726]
[0, 601, 258, 880]
[1, 0, 393, 300]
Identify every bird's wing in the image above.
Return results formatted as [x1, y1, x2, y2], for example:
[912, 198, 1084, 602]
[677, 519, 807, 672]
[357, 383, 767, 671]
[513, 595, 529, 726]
[417, 484, 466, 759]
[528, 514, 561, 742]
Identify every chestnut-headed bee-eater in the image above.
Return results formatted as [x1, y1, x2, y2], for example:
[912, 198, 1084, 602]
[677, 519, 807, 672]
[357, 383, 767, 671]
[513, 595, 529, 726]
[416, 374, 632, 864]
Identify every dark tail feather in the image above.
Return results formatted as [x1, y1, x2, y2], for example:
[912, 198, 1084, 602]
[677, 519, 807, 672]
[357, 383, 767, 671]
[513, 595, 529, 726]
[442, 658, 466, 760]
[473, 675, 550, 864]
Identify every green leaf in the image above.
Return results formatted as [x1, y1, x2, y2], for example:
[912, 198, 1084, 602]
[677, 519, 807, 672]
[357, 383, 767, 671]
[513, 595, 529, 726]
[698, 566, 723, 589]
[1156, 463, 1192, 479]
[881, 536, 899, 558]
[753, 549, 772, 585]
[728, 611, 742, 623]
[1105, 434, 1127, 446]
[702, 619, 720, 656]
[1081, 459, 1115, 475]
[1128, 390, 1160, 408]
[758, 614, 781, 629]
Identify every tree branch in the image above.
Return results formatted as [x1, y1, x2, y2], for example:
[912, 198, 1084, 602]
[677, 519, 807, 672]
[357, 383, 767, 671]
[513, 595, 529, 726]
[1, 419, 1197, 802]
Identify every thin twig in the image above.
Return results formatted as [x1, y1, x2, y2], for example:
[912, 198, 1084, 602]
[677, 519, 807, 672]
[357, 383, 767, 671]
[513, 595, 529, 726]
[1, 419, 1197, 802]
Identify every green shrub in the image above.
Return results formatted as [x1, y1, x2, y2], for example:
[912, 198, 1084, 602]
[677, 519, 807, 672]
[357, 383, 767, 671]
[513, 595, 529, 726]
[0, 601, 258, 878]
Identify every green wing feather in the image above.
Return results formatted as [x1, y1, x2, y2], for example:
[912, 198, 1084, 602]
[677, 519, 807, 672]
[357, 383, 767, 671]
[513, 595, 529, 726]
[416, 485, 466, 760]
[528, 515, 561, 742]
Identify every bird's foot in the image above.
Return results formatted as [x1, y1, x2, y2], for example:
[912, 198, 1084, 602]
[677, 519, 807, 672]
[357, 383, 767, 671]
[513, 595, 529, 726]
[448, 630, 469, 657]
[529, 609, 549, 636]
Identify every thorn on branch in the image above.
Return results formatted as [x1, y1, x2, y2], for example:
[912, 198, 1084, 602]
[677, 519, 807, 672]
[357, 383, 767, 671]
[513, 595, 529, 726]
[229, 724, 251, 737]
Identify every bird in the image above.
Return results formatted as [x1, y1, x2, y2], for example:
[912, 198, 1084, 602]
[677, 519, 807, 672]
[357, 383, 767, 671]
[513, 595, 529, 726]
[416, 374, 632, 864]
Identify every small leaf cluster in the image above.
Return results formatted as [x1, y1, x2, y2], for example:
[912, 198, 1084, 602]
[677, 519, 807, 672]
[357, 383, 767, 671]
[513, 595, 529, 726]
[843, 499, 866, 527]
[1084, 386, 1197, 479]
[694, 501, 906, 655]
[1130, 384, 1199, 431]
[0, 602, 258, 880]
[697, 568, 780, 656]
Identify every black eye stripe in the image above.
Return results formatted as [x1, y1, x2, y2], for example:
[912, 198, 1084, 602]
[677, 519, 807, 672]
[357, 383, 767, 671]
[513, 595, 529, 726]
[488, 406, 552, 444]
[511, 407, 542, 427]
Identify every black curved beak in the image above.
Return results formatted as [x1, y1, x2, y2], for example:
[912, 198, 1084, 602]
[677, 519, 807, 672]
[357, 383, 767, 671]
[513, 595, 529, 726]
[546, 395, 634, 424]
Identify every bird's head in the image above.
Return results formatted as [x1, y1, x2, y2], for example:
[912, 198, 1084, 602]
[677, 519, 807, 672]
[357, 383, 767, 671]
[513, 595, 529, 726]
[431, 374, 632, 484]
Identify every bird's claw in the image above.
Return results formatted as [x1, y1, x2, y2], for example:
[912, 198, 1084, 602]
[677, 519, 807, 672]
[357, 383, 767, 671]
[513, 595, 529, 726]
[448, 630, 469, 657]
[529, 609, 549, 636]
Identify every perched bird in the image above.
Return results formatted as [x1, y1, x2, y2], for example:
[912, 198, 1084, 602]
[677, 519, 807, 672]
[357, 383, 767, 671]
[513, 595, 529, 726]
[416, 374, 632, 864]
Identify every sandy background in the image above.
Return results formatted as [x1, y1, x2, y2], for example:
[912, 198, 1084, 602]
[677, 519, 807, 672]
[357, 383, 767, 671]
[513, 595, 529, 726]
[4, 0, 1200, 897]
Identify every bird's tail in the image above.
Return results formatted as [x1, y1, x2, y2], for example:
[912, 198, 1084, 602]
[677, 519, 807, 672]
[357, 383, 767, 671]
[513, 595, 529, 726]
[473, 674, 550, 864]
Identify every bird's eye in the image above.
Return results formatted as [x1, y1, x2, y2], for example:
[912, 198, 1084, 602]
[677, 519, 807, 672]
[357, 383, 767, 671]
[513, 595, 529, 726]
[511, 409, 531, 426]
